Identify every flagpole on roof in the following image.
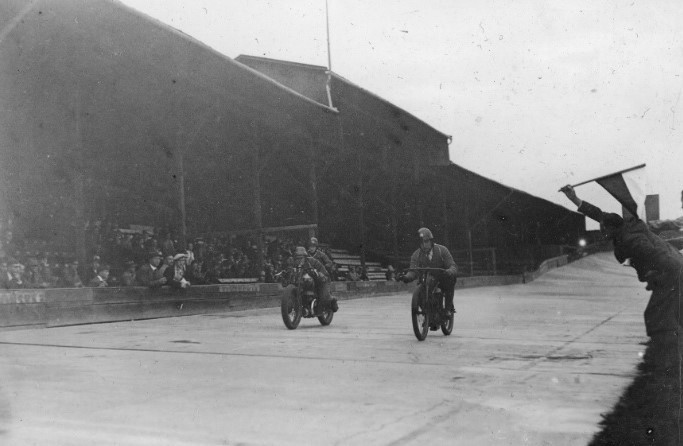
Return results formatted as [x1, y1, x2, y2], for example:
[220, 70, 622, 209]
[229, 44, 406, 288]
[325, 0, 336, 110]
[326, 0, 333, 72]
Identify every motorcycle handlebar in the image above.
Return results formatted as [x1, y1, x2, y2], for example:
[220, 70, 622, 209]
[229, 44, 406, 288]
[405, 267, 446, 273]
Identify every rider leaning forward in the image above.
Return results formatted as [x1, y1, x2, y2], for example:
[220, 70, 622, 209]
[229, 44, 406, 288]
[401, 227, 458, 316]
[292, 246, 339, 313]
[308, 237, 336, 279]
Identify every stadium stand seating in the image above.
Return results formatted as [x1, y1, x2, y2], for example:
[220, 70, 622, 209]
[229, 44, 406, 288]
[328, 248, 388, 281]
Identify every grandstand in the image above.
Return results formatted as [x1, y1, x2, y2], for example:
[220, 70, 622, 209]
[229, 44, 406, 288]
[0, 0, 585, 281]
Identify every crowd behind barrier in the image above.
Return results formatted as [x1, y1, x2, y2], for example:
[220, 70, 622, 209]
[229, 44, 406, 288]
[0, 220, 385, 290]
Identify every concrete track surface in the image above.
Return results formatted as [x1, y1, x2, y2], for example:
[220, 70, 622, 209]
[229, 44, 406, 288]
[0, 253, 650, 445]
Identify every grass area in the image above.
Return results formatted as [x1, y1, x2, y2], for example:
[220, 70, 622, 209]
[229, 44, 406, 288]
[590, 335, 681, 446]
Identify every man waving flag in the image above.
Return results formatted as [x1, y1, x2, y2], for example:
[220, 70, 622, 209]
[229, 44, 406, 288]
[559, 172, 683, 446]
[566, 164, 646, 219]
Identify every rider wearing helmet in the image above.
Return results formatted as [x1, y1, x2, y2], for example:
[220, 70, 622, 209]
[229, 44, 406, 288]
[292, 246, 339, 313]
[307, 237, 335, 276]
[401, 227, 458, 316]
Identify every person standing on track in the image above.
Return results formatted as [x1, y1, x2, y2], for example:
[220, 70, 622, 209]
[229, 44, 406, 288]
[560, 184, 683, 445]
[560, 184, 683, 338]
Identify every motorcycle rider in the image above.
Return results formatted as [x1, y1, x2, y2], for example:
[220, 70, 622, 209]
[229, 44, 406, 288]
[292, 246, 339, 313]
[307, 237, 336, 279]
[401, 227, 458, 316]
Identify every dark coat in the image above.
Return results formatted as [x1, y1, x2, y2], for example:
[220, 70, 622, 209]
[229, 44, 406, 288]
[87, 275, 108, 288]
[579, 201, 683, 335]
[311, 249, 334, 275]
[405, 243, 457, 281]
[293, 256, 329, 282]
[163, 264, 187, 288]
[136, 264, 165, 287]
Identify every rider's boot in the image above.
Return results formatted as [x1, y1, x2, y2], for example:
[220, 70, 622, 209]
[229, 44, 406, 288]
[331, 298, 339, 313]
[445, 298, 455, 317]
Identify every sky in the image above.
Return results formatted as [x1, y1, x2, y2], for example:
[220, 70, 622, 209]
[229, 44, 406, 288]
[119, 0, 683, 223]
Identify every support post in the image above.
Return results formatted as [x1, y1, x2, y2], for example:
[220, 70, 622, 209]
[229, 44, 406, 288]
[442, 199, 450, 248]
[174, 142, 187, 249]
[468, 228, 474, 276]
[307, 135, 319, 230]
[73, 86, 86, 263]
[251, 123, 264, 277]
[357, 150, 366, 270]
[390, 170, 399, 263]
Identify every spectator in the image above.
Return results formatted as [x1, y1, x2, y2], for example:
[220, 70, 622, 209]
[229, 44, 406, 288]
[194, 239, 206, 262]
[219, 259, 233, 279]
[132, 235, 147, 265]
[164, 253, 190, 289]
[136, 251, 167, 287]
[360, 266, 369, 281]
[155, 254, 174, 282]
[161, 233, 175, 258]
[60, 260, 83, 288]
[185, 242, 195, 266]
[0, 259, 10, 289]
[186, 259, 206, 285]
[82, 255, 101, 284]
[120, 234, 134, 261]
[385, 265, 396, 281]
[7, 259, 25, 289]
[37, 253, 55, 287]
[88, 264, 110, 287]
[205, 262, 221, 284]
[347, 266, 360, 282]
[119, 260, 137, 286]
[263, 258, 275, 283]
[25, 257, 49, 289]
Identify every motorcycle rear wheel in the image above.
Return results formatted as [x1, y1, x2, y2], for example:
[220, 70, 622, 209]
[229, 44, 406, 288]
[313, 299, 334, 326]
[411, 289, 429, 341]
[281, 289, 302, 329]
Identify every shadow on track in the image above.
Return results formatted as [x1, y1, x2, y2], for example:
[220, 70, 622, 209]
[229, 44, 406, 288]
[589, 336, 682, 446]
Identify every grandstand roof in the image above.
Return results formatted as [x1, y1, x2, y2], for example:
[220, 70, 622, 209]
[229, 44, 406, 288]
[437, 163, 582, 219]
[235, 55, 451, 140]
[236, 55, 451, 166]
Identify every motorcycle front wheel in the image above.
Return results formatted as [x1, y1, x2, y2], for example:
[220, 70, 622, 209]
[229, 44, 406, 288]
[411, 288, 429, 341]
[281, 288, 302, 329]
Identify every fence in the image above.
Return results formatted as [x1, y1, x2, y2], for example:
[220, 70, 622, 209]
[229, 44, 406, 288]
[452, 248, 497, 276]
[0, 254, 571, 330]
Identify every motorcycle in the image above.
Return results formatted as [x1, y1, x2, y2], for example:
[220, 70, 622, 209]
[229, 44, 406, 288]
[279, 265, 334, 329]
[405, 267, 454, 341]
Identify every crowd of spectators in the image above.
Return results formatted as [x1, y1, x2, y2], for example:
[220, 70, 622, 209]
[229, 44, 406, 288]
[0, 222, 381, 290]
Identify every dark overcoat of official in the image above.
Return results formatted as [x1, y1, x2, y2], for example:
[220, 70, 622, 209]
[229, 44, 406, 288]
[579, 201, 683, 336]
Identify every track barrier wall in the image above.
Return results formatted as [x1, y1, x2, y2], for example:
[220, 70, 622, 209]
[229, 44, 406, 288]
[0, 255, 569, 329]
